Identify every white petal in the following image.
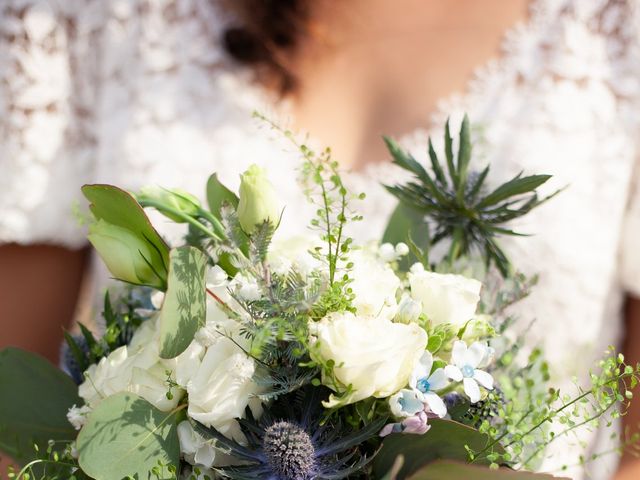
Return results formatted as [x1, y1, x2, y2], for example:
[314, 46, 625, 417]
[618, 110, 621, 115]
[464, 342, 487, 368]
[425, 392, 447, 417]
[427, 368, 449, 391]
[464, 378, 481, 403]
[445, 365, 463, 382]
[410, 351, 433, 388]
[420, 351, 434, 375]
[451, 341, 467, 366]
[473, 369, 494, 390]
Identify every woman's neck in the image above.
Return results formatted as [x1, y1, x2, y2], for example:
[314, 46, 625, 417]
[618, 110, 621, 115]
[290, 0, 530, 169]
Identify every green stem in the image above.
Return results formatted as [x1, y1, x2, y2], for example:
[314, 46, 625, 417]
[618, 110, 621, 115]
[140, 199, 222, 240]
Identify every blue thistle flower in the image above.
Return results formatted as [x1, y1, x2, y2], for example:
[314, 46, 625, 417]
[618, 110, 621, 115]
[60, 334, 89, 385]
[192, 387, 386, 480]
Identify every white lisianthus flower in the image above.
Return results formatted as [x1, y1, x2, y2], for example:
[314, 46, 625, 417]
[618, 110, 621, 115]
[445, 340, 494, 403]
[78, 317, 199, 412]
[187, 337, 262, 430]
[409, 270, 481, 326]
[310, 311, 428, 408]
[350, 249, 401, 317]
[67, 404, 92, 430]
[178, 420, 242, 470]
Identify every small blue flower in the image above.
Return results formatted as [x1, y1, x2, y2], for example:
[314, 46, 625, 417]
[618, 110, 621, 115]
[409, 351, 449, 417]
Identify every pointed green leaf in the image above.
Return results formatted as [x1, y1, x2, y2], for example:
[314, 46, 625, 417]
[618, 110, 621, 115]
[159, 246, 208, 359]
[456, 115, 472, 200]
[428, 139, 447, 187]
[77, 393, 180, 480]
[444, 119, 458, 188]
[467, 164, 490, 202]
[206, 173, 239, 216]
[384, 137, 429, 181]
[373, 419, 504, 479]
[0, 348, 80, 464]
[408, 460, 570, 480]
[476, 174, 552, 209]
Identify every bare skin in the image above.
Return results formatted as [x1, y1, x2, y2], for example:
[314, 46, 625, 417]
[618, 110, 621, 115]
[0, 0, 638, 477]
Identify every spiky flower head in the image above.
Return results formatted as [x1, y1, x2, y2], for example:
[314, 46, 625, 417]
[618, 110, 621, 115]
[263, 421, 316, 480]
[384, 115, 560, 276]
[192, 387, 386, 480]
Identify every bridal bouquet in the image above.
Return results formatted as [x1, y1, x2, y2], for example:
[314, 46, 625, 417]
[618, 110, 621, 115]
[2, 116, 639, 480]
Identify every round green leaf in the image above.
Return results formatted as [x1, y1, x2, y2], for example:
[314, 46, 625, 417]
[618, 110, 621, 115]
[407, 460, 570, 480]
[373, 419, 504, 479]
[77, 393, 180, 480]
[0, 348, 80, 463]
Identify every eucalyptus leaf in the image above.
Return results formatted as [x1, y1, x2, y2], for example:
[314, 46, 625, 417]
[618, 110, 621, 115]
[77, 393, 180, 480]
[406, 460, 569, 480]
[159, 246, 208, 359]
[0, 348, 80, 464]
[373, 419, 504, 479]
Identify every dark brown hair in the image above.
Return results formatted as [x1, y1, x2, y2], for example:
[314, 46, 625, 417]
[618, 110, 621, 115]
[221, 0, 314, 95]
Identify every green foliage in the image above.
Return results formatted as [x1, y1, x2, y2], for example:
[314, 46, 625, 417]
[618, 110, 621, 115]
[64, 289, 153, 373]
[0, 348, 80, 465]
[5, 441, 91, 480]
[373, 419, 504, 479]
[469, 349, 640, 471]
[159, 246, 208, 359]
[384, 115, 560, 277]
[254, 111, 363, 290]
[407, 460, 570, 479]
[82, 184, 170, 289]
[77, 393, 181, 480]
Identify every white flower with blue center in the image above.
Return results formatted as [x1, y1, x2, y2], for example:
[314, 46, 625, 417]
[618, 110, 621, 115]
[445, 341, 494, 403]
[389, 389, 425, 418]
[409, 351, 449, 417]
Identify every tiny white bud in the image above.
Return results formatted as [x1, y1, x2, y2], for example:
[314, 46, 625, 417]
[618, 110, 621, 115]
[395, 296, 422, 324]
[379, 243, 396, 262]
[395, 242, 409, 257]
[410, 262, 425, 274]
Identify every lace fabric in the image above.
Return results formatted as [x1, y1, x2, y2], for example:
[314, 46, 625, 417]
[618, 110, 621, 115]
[1, 0, 640, 477]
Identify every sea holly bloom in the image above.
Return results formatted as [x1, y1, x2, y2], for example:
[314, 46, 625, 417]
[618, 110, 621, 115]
[445, 340, 494, 403]
[409, 351, 449, 417]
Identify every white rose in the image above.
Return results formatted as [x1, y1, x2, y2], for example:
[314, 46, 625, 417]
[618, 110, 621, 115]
[78, 317, 186, 412]
[409, 270, 481, 326]
[310, 311, 428, 407]
[268, 235, 322, 277]
[350, 249, 401, 317]
[187, 337, 262, 429]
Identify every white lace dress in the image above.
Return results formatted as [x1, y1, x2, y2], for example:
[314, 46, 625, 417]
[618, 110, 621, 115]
[2, 0, 640, 477]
